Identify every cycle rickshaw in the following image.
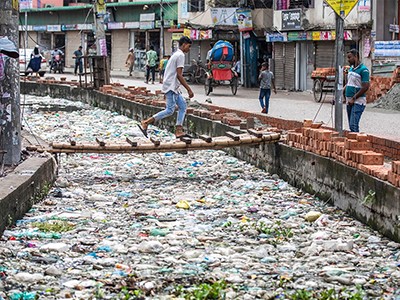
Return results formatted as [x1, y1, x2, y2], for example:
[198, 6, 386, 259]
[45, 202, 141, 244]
[204, 40, 239, 96]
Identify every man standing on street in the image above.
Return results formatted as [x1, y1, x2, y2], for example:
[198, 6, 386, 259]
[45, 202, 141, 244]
[73, 46, 83, 76]
[145, 45, 158, 84]
[344, 49, 370, 132]
[125, 48, 135, 76]
[139, 36, 194, 138]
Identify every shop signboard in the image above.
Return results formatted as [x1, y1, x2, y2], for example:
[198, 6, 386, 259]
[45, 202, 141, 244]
[61, 24, 77, 31]
[236, 8, 253, 32]
[311, 30, 352, 41]
[266, 32, 287, 42]
[172, 33, 183, 40]
[287, 31, 308, 41]
[107, 22, 124, 30]
[139, 21, 154, 30]
[357, 0, 370, 11]
[140, 13, 155, 22]
[19, 0, 32, 10]
[375, 41, 400, 57]
[282, 9, 302, 31]
[210, 8, 238, 26]
[47, 25, 61, 32]
[76, 24, 92, 30]
[389, 24, 399, 33]
[125, 22, 140, 29]
[32, 25, 46, 31]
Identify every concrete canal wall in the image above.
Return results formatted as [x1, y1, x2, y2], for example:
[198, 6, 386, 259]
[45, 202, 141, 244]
[19, 82, 400, 242]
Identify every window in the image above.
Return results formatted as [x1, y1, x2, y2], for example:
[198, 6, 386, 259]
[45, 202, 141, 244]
[188, 0, 205, 12]
[275, 0, 314, 10]
[253, 0, 273, 9]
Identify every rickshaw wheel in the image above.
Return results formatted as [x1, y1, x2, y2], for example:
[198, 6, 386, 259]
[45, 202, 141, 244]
[313, 79, 323, 103]
[205, 78, 212, 95]
[231, 76, 238, 95]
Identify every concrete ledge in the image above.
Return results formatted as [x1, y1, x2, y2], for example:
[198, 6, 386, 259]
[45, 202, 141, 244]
[0, 156, 57, 234]
[21, 82, 400, 242]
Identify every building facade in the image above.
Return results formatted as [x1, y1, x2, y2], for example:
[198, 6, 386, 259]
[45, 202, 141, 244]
[19, 0, 400, 88]
[19, 0, 178, 70]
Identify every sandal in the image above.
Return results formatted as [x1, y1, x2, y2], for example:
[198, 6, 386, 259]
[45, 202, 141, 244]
[137, 124, 148, 138]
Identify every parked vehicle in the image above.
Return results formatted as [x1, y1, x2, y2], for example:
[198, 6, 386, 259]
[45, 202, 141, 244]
[19, 48, 47, 76]
[183, 59, 207, 84]
[204, 40, 238, 95]
[50, 54, 64, 73]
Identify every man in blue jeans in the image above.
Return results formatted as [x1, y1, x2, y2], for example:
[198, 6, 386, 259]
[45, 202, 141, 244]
[139, 36, 194, 138]
[258, 62, 276, 114]
[344, 49, 370, 132]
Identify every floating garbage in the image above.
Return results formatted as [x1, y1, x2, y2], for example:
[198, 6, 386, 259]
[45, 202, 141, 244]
[0, 94, 398, 299]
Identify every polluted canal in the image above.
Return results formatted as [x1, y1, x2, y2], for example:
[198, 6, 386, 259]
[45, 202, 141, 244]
[0, 95, 399, 299]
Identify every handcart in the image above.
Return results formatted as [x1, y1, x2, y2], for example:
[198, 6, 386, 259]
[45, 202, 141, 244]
[204, 40, 239, 96]
[311, 67, 349, 102]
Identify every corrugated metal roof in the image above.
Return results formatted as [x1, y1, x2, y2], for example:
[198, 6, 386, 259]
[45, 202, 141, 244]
[21, 0, 178, 12]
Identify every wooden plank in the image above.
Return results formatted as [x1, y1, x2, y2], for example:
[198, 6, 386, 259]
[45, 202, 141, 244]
[247, 129, 263, 138]
[150, 137, 160, 146]
[199, 135, 212, 143]
[180, 137, 192, 145]
[95, 137, 106, 147]
[125, 137, 138, 147]
[226, 131, 240, 141]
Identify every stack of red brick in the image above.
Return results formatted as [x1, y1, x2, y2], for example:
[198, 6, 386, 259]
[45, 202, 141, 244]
[311, 67, 335, 79]
[366, 66, 400, 103]
[286, 120, 394, 183]
[388, 161, 400, 187]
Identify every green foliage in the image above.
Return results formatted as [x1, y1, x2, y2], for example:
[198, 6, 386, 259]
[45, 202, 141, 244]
[289, 289, 313, 300]
[361, 190, 376, 205]
[175, 280, 227, 300]
[31, 220, 75, 233]
[118, 287, 144, 300]
[282, 286, 365, 300]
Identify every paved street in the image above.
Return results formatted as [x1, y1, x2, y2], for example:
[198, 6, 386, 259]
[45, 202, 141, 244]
[43, 69, 400, 141]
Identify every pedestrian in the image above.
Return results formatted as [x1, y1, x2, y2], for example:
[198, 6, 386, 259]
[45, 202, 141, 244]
[73, 46, 83, 76]
[139, 36, 194, 138]
[125, 48, 135, 76]
[27, 45, 42, 76]
[206, 42, 214, 70]
[158, 55, 169, 83]
[145, 45, 158, 84]
[233, 58, 241, 82]
[343, 49, 370, 132]
[258, 62, 276, 114]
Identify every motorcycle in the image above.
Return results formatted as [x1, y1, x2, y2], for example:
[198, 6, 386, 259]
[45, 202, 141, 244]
[51, 54, 64, 74]
[183, 59, 207, 84]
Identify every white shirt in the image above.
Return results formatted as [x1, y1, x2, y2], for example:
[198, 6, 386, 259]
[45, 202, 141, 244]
[162, 49, 185, 94]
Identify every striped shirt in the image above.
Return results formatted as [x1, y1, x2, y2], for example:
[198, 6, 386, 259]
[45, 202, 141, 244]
[345, 63, 370, 105]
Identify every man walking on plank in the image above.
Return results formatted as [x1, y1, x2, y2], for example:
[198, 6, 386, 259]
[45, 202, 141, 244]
[139, 36, 194, 138]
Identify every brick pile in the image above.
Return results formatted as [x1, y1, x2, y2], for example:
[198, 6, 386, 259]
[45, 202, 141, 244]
[311, 67, 335, 79]
[286, 120, 392, 183]
[366, 66, 400, 103]
[388, 161, 400, 187]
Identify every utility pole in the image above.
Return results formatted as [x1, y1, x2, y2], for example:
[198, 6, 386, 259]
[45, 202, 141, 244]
[94, 0, 107, 56]
[0, 0, 21, 165]
[160, 0, 164, 57]
[334, 13, 344, 135]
